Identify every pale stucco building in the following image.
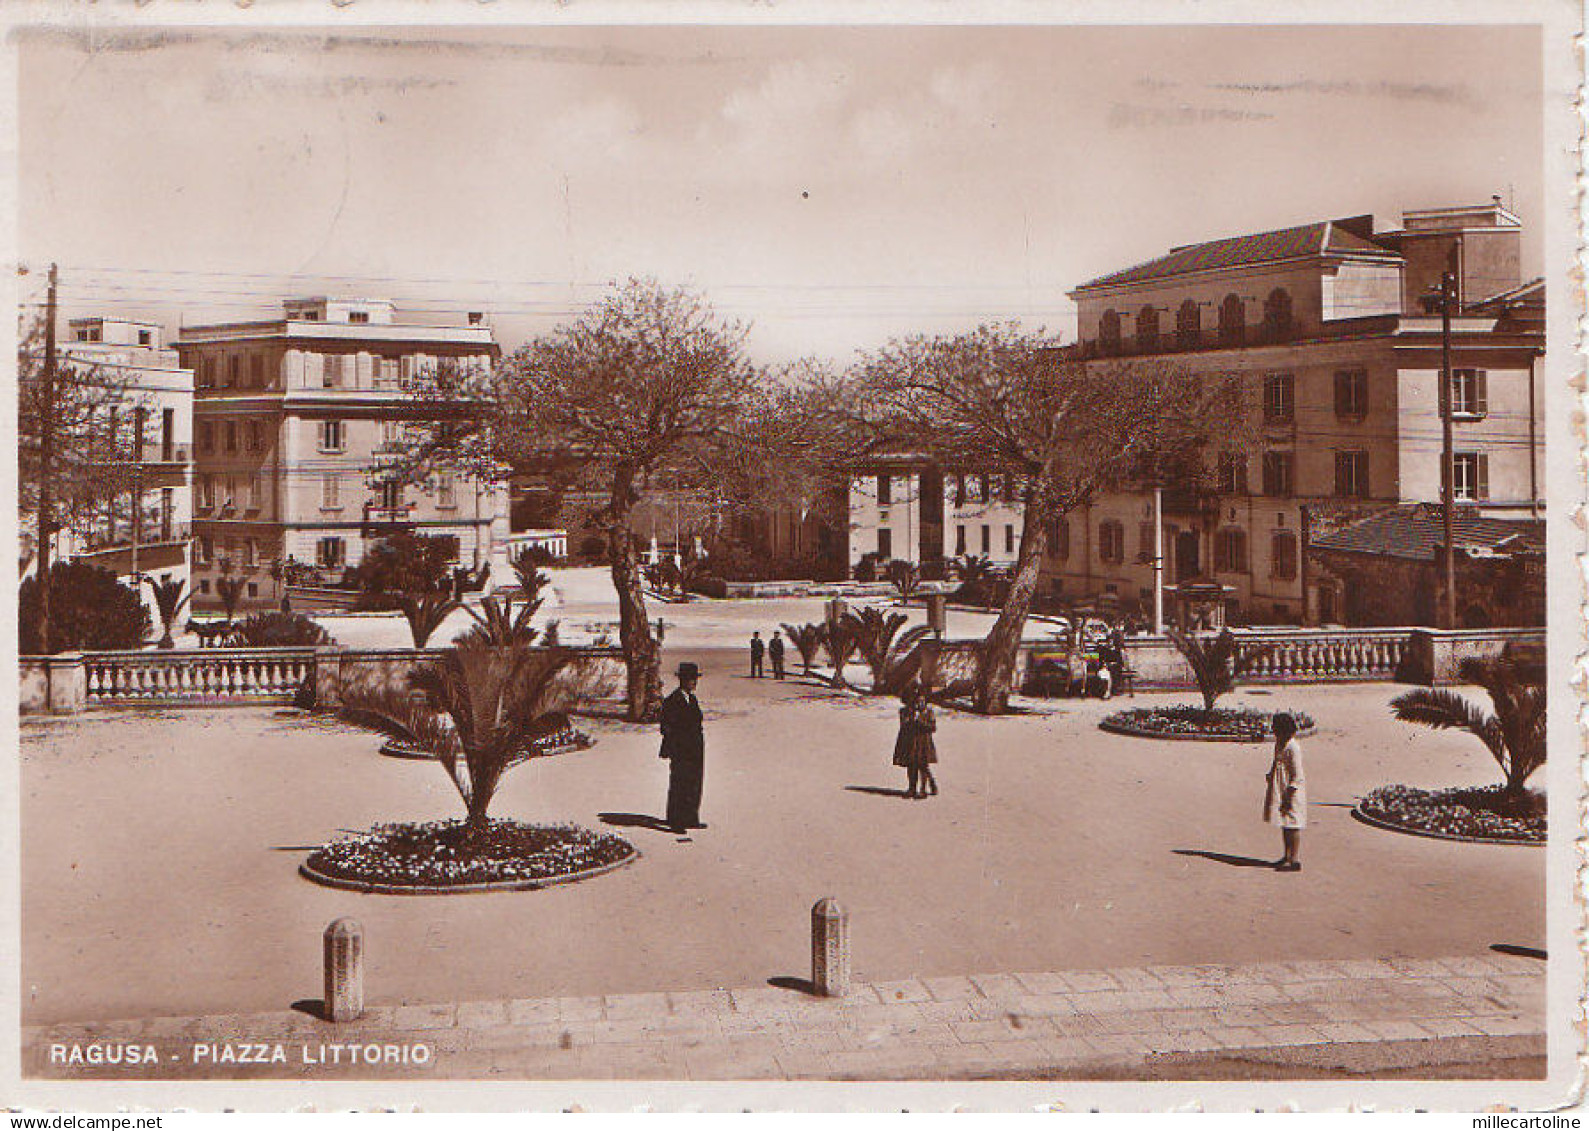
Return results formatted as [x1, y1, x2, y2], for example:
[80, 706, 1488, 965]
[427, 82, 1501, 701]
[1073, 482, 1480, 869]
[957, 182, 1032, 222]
[1049, 201, 1545, 626]
[175, 298, 507, 609]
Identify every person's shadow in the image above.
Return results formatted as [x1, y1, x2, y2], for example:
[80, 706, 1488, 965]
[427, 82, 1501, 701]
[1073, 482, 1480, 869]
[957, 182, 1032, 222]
[844, 785, 914, 799]
[597, 812, 675, 833]
[1173, 848, 1278, 868]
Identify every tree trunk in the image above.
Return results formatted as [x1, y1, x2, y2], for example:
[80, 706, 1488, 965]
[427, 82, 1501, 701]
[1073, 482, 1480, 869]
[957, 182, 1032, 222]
[972, 495, 1050, 714]
[608, 466, 662, 723]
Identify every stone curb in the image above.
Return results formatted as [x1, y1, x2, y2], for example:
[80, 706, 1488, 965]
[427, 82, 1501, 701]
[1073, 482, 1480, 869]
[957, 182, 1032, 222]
[1349, 804, 1545, 848]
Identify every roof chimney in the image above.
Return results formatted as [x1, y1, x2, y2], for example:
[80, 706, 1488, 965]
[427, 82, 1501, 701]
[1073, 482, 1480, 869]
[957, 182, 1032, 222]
[467, 311, 484, 326]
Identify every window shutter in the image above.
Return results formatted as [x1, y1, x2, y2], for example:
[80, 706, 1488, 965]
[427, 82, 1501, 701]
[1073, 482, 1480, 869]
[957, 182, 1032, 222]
[1475, 370, 1489, 415]
[1334, 372, 1346, 416]
[1477, 453, 1490, 500]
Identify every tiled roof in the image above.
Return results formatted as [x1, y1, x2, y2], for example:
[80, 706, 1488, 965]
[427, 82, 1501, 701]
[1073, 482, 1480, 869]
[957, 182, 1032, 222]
[1073, 219, 1398, 292]
[1310, 504, 1544, 562]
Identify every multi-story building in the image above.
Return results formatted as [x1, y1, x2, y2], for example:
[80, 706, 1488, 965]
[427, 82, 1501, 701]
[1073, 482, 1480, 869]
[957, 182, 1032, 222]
[844, 456, 1027, 573]
[175, 298, 506, 609]
[1047, 200, 1545, 626]
[32, 317, 196, 628]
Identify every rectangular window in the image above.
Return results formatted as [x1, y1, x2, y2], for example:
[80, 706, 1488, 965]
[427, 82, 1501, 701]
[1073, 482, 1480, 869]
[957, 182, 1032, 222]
[349, 311, 370, 324]
[1262, 452, 1294, 497]
[197, 475, 213, 511]
[1263, 373, 1295, 424]
[955, 525, 967, 556]
[1215, 529, 1248, 573]
[379, 358, 400, 388]
[1004, 524, 1015, 554]
[1334, 369, 1368, 418]
[244, 538, 259, 567]
[877, 528, 893, 559]
[251, 355, 264, 388]
[1138, 521, 1156, 562]
[319, 420, 344, 452]
[316, 537, 345, 568]
[1049, 518, 1069, 561]
[1450, 369, 1489, 417]
[1451, 452, 1490, 501]
[1334, 451, 1370, 498]
[161, 409, 175, 461]
[980, 524, 991, 554]
[1270, 531, 1298, 580]
[380, 419, 401, 451]
[1099, 521, 1125, 564]
[323, 355, 342, 389]
[225, 357, 239, 388]
[159, 488, 174, 541]
[224, 421, 237, 453]
[378, 481, 403, 510]
[200, 359, 216, 389]
[247, 476, 263, 511]
[953, 475, 966, 507]
[197, 536, 212, 565]
[322, 475, 341, 510]
[1217, 453, 1248, 495]
[876, 474, 892, 506]
[198, 421, 213, 453]
[437, 473, 457, 508]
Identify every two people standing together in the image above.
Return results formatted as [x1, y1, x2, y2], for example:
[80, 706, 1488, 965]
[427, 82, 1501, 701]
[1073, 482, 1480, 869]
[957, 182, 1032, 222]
[748, 631, 784, 679]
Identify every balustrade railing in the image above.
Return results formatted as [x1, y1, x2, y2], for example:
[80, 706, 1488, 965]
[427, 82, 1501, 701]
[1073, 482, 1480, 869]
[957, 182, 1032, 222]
[1229, 629, 1413, 683]
[84, 648, 317, 706]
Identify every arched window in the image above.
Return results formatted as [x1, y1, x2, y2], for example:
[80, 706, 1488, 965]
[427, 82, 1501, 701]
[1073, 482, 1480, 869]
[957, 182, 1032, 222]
[1176, 299, 1201, 348]
[1135, 305, 1160, 351]
[1098, 309, 1122, 354]
[1218, 294, 1245, 345]
[1263, 288, 1294, 340]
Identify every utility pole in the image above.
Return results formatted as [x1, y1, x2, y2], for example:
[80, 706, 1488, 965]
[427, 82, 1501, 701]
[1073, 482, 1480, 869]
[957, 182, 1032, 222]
[1438, 264, 1457, 630]
[37, 263, 58, 656]
[1152, 484, 1165, 635]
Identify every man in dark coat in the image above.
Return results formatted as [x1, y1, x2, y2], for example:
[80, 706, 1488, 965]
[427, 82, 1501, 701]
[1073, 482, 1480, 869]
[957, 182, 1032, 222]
[749, 632, 765, 678]
[768, 632, 786, 679]
[659, 661, 707, 833]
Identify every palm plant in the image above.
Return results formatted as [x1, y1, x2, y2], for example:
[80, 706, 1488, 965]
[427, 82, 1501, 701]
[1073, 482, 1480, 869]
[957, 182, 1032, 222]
[340, 642, 579, 835]
[214, 574, 248, 622]
[454, 592, 543, 647]
[399, 590, 462, 648]
[1390, 655, 1546, 799]
[844, 606, 934, 696]
[780, 622, 825, 675]
[142, 574, 189, 649]
[1167, 628, 1277, 716]
[886, 559, 921, 602]
[821, 619, 858, 688]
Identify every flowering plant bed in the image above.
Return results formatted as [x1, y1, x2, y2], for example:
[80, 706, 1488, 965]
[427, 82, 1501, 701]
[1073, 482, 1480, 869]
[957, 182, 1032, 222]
[300, 819, 638, 894]
[1100, 705, 1316, 742]
[379, 727, 594, 761]
[1354, 784, 1545, 845]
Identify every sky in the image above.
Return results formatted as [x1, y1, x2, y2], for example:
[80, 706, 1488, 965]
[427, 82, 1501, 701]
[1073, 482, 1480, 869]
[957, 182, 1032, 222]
[18, 23, 1547, 365]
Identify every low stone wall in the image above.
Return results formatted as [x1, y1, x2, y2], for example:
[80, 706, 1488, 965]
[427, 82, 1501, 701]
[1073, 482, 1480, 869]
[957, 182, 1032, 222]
[22, 645, 629, 715]
[1407, 628, 1544, 686]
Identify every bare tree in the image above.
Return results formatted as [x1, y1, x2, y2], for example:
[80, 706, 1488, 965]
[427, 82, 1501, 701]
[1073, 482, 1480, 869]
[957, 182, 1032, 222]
[18, 310, 144, 652]
[856, 324, 1244, 713]
[386, 280, 764, 722]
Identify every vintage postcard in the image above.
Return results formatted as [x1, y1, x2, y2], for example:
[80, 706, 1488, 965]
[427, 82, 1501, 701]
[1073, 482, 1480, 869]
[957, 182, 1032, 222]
[1, 0, 1582, 1115]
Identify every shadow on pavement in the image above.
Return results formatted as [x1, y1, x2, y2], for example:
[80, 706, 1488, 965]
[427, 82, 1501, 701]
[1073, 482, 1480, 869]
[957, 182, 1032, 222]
[1490, 943, 1546, 960]
[767, 975, 819, 996]
[1172, 848, 1278, 869]
[844, 785, 914, 799]
[291, 999, 328, 1021]
[597, 812, 675, 834]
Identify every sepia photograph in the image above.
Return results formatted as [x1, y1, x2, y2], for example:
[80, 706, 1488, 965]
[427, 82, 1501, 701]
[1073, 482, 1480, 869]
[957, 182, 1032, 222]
[4, 2, 1582, 1114]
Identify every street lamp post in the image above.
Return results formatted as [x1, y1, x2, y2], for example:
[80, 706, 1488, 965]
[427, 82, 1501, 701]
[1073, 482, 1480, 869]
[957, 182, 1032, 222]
[1152, 484, 1165, 635]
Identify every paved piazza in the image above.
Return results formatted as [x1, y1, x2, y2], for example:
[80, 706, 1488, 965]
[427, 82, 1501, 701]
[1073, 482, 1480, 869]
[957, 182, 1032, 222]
[21, 633, 1542, 1029]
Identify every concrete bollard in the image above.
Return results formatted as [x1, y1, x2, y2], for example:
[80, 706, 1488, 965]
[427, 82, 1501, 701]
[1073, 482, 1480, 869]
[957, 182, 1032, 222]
[323, 918, 364, 1022]
[811, 897, 850, 998]
[925, 593, 947, 636]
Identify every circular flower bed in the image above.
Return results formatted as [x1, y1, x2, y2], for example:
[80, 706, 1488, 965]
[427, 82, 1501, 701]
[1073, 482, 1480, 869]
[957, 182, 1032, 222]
[300, 818, 638, 894]
[1354, 784, 1545, 845]
[1100, 705, 1316, 742]
[380, 727, 595, 761]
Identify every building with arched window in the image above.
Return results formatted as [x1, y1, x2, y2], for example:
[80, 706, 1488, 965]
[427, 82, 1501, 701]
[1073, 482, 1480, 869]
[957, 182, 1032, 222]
[1048, 204, 1544, 627]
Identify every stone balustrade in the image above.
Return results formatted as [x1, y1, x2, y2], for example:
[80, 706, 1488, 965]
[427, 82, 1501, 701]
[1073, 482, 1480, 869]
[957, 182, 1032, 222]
[1229, 629, 1414, 683]
[84, 648, 319, 706]
[22, 645, 629, 714]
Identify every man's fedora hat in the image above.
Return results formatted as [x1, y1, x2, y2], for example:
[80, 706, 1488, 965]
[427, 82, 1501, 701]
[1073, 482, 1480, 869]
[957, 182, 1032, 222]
[676, 662, 702, 679]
